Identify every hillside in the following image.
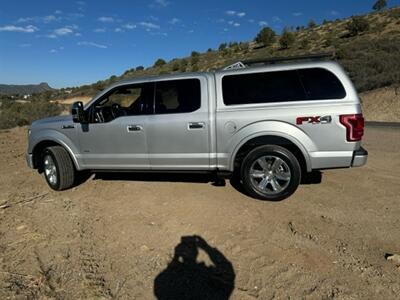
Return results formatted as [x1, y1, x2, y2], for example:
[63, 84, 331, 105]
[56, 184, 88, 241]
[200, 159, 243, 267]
[0, 82, 53, 95]
[63, 7, 400, 98]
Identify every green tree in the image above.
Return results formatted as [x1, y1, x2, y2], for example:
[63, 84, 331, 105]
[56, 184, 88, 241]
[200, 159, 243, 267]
[279, 29, 295, 49]
[218, 43, 227, 51]
[255, 27, 276, 46]
[154, 58, 166, 67]
[373, 0, 387, 11]
[346, 16, 370, 36]
[191, 51, 200, 57]
[135, 66, 144, 71]
[308, 19, 317, 28]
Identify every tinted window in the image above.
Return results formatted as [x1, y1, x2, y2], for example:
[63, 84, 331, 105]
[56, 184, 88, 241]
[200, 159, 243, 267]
[222, 70, 306, 105]
[154, 79, 201, 114]
[222, 68, 346, 105]
[298, 68, 346, 100]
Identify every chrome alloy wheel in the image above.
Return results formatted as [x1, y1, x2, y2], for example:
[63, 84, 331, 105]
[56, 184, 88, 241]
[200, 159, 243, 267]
[43, 155, 58, 185]
[249, 155, 291, 195]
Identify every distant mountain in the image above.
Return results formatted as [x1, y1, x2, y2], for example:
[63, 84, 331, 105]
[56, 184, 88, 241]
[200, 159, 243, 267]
[0, 82, 53, 95]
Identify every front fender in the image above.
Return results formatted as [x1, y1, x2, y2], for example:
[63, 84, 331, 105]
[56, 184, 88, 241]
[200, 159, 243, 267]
[227, 121, 316, 172]
[29, 129, 82, 170]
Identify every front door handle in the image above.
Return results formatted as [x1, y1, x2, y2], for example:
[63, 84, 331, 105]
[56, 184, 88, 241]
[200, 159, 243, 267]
[127, 125, 143, 132]
[188, 122, 205, 130]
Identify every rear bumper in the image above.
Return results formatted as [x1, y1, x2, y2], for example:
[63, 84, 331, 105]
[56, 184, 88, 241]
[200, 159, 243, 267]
[26, 153, 34, 169]
[351, 147, 368, 167]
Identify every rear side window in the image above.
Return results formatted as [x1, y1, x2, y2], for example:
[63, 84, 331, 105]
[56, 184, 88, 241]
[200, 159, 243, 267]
[222, 68, 346, 105]
[298, 68, 346, 100]
[154, 79, 201, 114]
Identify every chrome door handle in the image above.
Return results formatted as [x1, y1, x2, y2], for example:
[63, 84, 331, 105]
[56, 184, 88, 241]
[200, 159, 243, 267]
[127, 125, 143, 132]
[188, 122, 205, 130]
[62, 125, 75, 129]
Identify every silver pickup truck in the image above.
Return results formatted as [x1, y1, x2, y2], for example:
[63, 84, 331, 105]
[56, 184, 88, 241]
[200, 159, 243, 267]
[26, 56, 367, 201]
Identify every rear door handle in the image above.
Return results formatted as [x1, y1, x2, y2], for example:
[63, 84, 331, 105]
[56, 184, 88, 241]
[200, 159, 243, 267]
[127, 125, 143, 132]
[188, 122, 205, 130]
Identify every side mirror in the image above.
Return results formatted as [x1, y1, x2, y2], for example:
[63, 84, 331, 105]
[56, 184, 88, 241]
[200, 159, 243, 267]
[71, 101, 86, 123]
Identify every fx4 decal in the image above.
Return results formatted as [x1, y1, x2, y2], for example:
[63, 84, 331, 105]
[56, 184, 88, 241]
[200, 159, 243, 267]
[296, 115, 332, 125]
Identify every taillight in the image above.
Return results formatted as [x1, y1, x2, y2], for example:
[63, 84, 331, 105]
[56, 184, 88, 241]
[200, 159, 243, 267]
[339, 114, 364, 142]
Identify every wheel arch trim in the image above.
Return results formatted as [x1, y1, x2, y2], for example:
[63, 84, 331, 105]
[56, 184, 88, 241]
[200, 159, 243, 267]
[229, 131, 312, 172]
[30, 130, 81, 170]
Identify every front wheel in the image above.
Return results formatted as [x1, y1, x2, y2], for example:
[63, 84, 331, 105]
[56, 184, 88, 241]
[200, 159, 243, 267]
[240, 145, 301, 201]
[42, 146, 75, 191]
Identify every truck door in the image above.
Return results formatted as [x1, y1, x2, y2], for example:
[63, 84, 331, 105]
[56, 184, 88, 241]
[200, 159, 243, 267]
[146, 77, 211, 170]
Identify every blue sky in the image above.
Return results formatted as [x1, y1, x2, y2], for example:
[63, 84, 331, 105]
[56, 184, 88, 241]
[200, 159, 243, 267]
[0, 0, 399, 88]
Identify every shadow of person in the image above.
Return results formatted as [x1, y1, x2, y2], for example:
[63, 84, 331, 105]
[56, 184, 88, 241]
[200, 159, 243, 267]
[154, 235, 235, 300]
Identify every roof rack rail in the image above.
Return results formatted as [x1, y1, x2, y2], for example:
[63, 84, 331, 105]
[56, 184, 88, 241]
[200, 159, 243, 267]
[223, 52, 335, 70]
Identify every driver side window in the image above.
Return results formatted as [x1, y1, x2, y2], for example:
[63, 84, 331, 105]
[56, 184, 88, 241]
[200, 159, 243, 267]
[91, 83, 150, 123]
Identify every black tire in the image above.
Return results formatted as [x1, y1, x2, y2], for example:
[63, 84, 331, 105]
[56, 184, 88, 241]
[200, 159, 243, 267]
[240, 145, 301, 201]
[42, 146, 75, 191]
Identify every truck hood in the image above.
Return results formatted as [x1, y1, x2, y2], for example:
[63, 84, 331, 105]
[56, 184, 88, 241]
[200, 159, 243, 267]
[31, 115, 73, 127]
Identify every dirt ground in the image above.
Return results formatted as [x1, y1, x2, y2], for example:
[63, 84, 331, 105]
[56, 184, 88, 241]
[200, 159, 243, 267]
[0, 126, 399, 299]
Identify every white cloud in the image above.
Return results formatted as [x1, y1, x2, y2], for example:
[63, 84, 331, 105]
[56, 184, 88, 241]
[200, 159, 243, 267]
[49, 46, 64, 53]
[75, 32, 82, 36]
[17, 15, 60, 23]
[233, 22, 240, 27]
[76, 1, 86, 5]
[98, 16, 114, 22]
[248, 19, 255, 23]
[0, 25, 38, 33]
[54, 27, 73, 35]
[149, 0, 170, 8]
[17, 17, 34, 23]
[94, 28, 106, 32]
[292, 12, 303, 17]
[139, 22, 160, 29]
[331, 10, 339, 16]
[123, 23, 136, 30]
[225, 10, 245, 17]
[115, 28, 123, 32]
[55, 10, 62, 15]
[43, 15, 58, 23]
[77, 41, 107, 49]
[258, 21, 268, 27]
[169, 17, 180, 25]
[19, 43, 32, 47]
[272, 16, 282, 23]
[156, 0, 169, 6]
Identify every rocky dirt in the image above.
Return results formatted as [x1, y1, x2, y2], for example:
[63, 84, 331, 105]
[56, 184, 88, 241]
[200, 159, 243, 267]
[0, 126, 399, 299]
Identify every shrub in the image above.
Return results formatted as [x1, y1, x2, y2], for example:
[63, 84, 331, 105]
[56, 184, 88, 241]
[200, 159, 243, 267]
[308, 19, 317, 28]
[255, 27, 276, 46]
[172, 61, 180, 71]
[346, 16, 370, 36]
[338, 37, 400, 92]
[154, 58, 166, 67]
[373, 0, 387, 11]
[135, 66, 144, 71]
[179, 59, 188, 72]
[218, 43, 227, 51]
[191, 51, 200, 57]
[0, 99, 63, 129]
[279, 29, 295, 49]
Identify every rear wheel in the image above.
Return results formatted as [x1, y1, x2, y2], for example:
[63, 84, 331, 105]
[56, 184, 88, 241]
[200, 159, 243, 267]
[240, 145, 301, 201]
[42, 146, 75, 191]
